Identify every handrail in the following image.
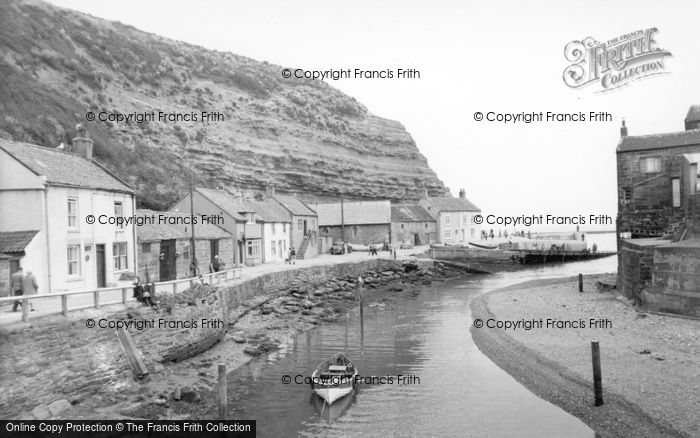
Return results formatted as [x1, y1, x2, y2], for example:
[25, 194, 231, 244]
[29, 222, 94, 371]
[1, 267, 243, 322]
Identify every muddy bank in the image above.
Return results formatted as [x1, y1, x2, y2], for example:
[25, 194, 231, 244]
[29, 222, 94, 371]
[470, 274, 697, 438]
[8, 260, 466, 420]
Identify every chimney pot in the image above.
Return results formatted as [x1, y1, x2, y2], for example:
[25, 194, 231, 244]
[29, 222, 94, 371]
[71, 136, 93, 159]
[620, 119, 628, 137]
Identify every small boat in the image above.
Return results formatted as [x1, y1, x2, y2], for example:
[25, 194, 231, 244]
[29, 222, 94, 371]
[311, 353, 358, 405]
[469, 241, 498, 250]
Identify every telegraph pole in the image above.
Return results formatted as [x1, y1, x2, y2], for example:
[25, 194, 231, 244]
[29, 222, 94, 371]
[189, 172, 198, 277]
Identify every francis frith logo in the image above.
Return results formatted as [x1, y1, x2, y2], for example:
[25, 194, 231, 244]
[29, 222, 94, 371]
[563, 28, 672, 92]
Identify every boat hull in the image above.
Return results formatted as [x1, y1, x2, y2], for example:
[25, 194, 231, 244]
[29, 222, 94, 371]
[313, 385, 354, 405]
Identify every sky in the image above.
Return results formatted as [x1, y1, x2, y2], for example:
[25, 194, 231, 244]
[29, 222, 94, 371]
[47, 0, 700, 231]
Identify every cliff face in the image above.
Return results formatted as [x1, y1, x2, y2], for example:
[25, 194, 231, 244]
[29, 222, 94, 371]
[0, 0, 447, 209]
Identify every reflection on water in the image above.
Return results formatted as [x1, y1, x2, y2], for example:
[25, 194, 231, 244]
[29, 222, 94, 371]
[227, 244, 616, 437]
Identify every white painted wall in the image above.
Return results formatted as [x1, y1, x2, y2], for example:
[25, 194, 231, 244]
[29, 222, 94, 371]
[262, 222, 290, 263]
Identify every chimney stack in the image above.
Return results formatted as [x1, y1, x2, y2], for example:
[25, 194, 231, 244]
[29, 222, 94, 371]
[265, 183, 275, 198]
[459, 188, 466, 199]
[620, 119, 628, 137]
[72, 124, 93, 159]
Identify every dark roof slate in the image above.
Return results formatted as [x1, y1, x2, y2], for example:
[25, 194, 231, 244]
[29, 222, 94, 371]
[0, 139, 133, 193]
[247, 199, 292, 223]
[273, 195, 317, 216]
[0, 230, 40, 254]
[136, 210, 231, 243]
[617, 129, 700, 153]
[426, 196, 480, 212]
[391, 205, 435, 222]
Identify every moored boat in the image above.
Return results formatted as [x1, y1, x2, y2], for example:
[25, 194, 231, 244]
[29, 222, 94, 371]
[468, 241, 499, 250]
[311, 353, 358, 405]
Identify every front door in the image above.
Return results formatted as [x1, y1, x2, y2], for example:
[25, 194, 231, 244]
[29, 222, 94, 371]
[414, 233, 421, 246]
[303, 220, 308, 236]
[95, 244, 106, 288]
[159, 239, 177, 281]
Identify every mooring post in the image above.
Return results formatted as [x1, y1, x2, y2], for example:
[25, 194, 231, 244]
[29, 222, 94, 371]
[358, 276, 364, 318]
[591, 340, 604, 406]
[578, 273, 583, 292]
[218, 363, 227, 419]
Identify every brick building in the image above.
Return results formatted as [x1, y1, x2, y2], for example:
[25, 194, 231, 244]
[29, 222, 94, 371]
[310, 200, 391, 246]
[390, 205, 436, 245]
[616, 106, 700, 316]
[136, 210, 234, 282]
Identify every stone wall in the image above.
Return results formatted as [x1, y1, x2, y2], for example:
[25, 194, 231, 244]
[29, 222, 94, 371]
[0, 257, 9, 297]
[618, 240, 657, 301]
[617, 146, 699, 236]
[319, 224, 391, 245]
[643, 243, 700, 317]
[391, 221, 436, 245]
[219, 258, 404, 310]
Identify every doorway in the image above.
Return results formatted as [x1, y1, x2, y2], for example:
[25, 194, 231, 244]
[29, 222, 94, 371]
[95, 244, 106, 288]
[303, 219, 308, 236]
[414, 233, 421, 246]
[159, 239, 177, 281]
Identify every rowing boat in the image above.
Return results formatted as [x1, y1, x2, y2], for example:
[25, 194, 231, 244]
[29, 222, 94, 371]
[311, 353, 358, 405]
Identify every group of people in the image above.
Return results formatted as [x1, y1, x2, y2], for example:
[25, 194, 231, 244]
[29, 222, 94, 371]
[286, 246, 296, 264]
[10, 267, 39, 312]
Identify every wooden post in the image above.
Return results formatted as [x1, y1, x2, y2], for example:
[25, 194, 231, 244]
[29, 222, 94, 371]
[122, 287, 128, 304]
[173, 282, 177, 294]
[358, 276, 364, 319]
[115, 327, 149, 378]
[21, 299, 29, 322]
[61, 295, 68, 316]
[218, 363, 227, 419]
[591, 340, 604, 406]
[93, 291, 99, 308]
[578, 274, 584, 292]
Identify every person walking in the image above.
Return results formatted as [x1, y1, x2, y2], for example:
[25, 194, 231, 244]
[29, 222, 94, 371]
[21, 270, 37, 312]
[290, 246, 296, 264]
[11, 267, 24, 312]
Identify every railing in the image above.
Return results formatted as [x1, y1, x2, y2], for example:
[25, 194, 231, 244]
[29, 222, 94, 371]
[0, 267, 243, 323]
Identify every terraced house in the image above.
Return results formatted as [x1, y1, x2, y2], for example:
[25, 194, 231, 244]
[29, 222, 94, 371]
[419, 189, 481, 245]
[0, 135, 137, 294]
[616, 106, 700, 316]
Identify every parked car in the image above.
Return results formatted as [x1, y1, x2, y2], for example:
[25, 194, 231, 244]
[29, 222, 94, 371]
[330, 241, 352, 255]
[399, 241, 414, 249]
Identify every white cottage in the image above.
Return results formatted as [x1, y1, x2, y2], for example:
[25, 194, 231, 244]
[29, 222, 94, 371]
[0, 136, 136, 293]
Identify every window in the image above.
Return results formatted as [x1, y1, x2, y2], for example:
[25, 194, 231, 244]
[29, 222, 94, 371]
[444, 230, 451, 238]
[640, 157, 661, 173]
[271, 224, 276, 235]
[247, 240, 261, 257]
[67, 245, 80, 276]
[114, 202, 124, 229]
[471, 229, 476, 238]
[445, 215, 450, 225]
[283, 223, 286, 233]
[463, 216, 467, 224]
[298, 219, 303, 230]
[352, 226, 359, 239]
[400, 223, 405, 229]
[247, 213, 255, 224]
[84, 244, 92, 252]
[67, 198, 78, 229]
[425, 223, 428, 228]
[311, 220, 316, 229]
[621, 187, 631, 202]
[142, 243, 151, 254]
[183, 244, 190, 260]
[672, 178, 681, 207]
[113, 242, 128, 270]
[271, 240, 277, 257]
[322, 227, 329, 234]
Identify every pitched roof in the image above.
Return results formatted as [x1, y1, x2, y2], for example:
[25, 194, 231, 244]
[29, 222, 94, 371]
[195, 188, 248, 221]
[273, 195, 317, 216]
[246, 199, 291, 223]
[310, 200, 391, 226]
[391, 205, 435, 222]
[426, 196, 480, 212]
[0, 230, 40, 254]
[136, 210, 231, 243]
[0, 138, 133, 193]
[686, 105, 700, 123]
[617, 129, 700, 153]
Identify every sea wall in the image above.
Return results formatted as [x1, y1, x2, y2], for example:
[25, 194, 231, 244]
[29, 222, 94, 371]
[219, 258, 413, 311]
